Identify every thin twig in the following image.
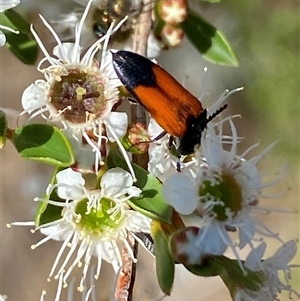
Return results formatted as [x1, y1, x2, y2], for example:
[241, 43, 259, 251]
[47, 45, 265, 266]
[131, 0, 153, 169]
[114, 233, 138, 301]
[115, 1, 153, 300]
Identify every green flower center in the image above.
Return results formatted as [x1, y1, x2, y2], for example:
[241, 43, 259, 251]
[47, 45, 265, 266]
[199, 172, 243, 221]
[49, 68, 107, 124]
[75, 197, 123, 236]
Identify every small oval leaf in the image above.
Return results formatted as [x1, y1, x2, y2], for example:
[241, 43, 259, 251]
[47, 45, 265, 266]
[4, 30, 38, 65]
[181, 9, 239, 66]
[0, 110, 8, 148]
[0, 10, 38, 64]
[152, 220, 175, 295]
[1, 9, 30, 33]
[12, 124, 75, 166]
[35, 168, 65, 226]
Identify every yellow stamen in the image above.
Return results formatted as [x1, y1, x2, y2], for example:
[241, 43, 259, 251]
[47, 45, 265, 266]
[76, 87, 86, 101]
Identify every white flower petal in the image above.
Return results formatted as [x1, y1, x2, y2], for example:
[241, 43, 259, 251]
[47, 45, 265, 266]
[126, 186, 142, 197]
[237, 214, 256, 249]
[63, 131, 96, 172]
[126, 211, 151, 233]
[53, 43, 81, 61]
[239, 160, 262, 191]
[244, 242, 266, 271]
[163, 173, 198, 215]
[40, 225, 70, 241]
[100, 50, 122, 88]
[148, 118, 164, 139]
[105, 112, 128, 142]
[264, 240, 297, 269]
[148, 143, 172, 176]
[56, 168, 85, 199]
[0, 0, 19, 12]
[196, 224, 228, 255]
[101, 167, 133, 196]
[21, 83, 47, 113]
[0, 30, 6, 46]
[146, 32, 161, 58]
[201, 135, 224, 168]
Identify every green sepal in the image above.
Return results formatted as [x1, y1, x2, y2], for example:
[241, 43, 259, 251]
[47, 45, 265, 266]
[120, 134, 148, 155]
[35, 167, 65, 227]
[151, 220, 175, 295]
[106, 147, 172, 223]
[1, 10, 38, 64]
[0, 110, 8, 148]
[11, 124, 75, 167]
[181, 9, 239, 66]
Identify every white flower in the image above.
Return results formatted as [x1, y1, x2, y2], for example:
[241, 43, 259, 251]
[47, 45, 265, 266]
[0, 0, 20, 46]
[234, 240, 299, 301]
[20, 0, 134, 176]
[0, 295, 7, 301]
[163, 118, 286, 268]
[30, 167, 151, 294]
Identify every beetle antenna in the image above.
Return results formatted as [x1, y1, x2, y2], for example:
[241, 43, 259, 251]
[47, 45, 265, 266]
[207, 104, 228, 123]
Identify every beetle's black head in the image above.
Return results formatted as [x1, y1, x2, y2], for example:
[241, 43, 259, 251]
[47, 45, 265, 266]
[177, 104, 228, 155]
[177, 110, 208, 155]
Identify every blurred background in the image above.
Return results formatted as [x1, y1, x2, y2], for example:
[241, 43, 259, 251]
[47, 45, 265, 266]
[0, 0, 299, 300]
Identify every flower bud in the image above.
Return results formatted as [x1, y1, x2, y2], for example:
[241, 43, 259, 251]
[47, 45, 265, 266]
[121, 122, 150, 154]
[161, 24, 184, 48]
[159, 0, 188, 25]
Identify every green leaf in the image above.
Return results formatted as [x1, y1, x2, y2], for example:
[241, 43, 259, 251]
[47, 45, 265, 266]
[0, 110, 8, 148]
[35, 190, 64, 226]
[151, 221, 175, 295]
[35, 168, 65, 226]
[215, 256, 262, 297]
[181, 9, 239, 66]
[106, 148, 173, 223]
[187, 255, 262, 295]
[0, 10, 38, 64]
[186, 256, 225, 277]
[186, 261, 223, 277]
[4, 31, 38, 65]
[1, 9, 31, 33]
[12, 124, 75, 166]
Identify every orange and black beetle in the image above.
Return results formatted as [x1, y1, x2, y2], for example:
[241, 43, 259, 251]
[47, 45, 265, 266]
[112, 50, 226, 155]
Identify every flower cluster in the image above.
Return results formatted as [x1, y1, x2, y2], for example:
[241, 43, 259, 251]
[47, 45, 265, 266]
[2, 0, 299, 300]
